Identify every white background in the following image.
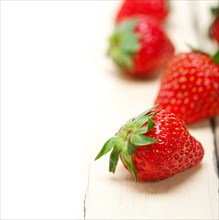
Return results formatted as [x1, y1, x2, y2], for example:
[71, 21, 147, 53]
[1, 1, 119, 218]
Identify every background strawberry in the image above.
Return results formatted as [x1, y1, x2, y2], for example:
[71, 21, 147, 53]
[155, 51, 219, 124]
[116, 0, 169, 24]
[209, 7, 219, 44]
[108, 16, 174, 77]
[95, 107, 204, 181]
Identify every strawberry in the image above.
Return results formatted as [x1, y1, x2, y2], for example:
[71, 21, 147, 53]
[108, 16, 174, 77]
[209, 7, 219, 44]
[155, 51, 219, 124]
[116, 0, 169, 24]
[95, 107, 204, 181]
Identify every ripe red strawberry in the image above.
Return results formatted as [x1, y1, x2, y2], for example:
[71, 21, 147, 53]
[95, 107, 204, 181]
[108, 16, 174, 77]
[210, 7, 219, 44]
[155, 51, 219, 124]
[116, 0, 169, 24]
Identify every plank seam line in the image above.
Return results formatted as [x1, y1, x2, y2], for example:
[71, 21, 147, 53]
[210, 119, 219, 178]
[190, 0, 219, 178]
[83, 160, 92, 220]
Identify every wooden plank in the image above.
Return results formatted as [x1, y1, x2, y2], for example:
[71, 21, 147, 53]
[190, 0, 219, 175]
[216, 117, 219, 169]
[1, 1, 218, 219]
[86, 1, 219, 219]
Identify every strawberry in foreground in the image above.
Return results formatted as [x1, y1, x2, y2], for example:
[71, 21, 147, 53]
[108, 16, 174, 77]
[209, 7, 219, 44]
[116, 0, 169, 24]
[155, 50, 219, 124]
[95, 107, 204, 181]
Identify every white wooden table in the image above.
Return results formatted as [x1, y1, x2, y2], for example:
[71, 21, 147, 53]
[1, 1, 218, 219]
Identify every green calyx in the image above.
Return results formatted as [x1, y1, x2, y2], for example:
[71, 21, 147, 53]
[107, 19, 141, 72]
[187, 44, 209, 56]
[212, 50, 219, 64]
[211, 7, 219, 17]
[188, 45, 219, 65]
[95, 107, 157, 182]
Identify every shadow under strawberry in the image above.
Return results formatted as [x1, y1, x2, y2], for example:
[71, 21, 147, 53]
[110, 162, 203, 194]
[95, 106, 204, 182]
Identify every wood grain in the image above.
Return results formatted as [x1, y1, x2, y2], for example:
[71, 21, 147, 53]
[85, 1, 219, 219]
[190, 0, 219, 175]
[1, 1, 218, 219]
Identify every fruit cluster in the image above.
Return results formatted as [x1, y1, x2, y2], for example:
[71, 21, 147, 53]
[108, 0, 174, 77]
[96, 0, 219, 182]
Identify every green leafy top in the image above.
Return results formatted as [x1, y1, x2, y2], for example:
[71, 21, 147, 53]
[188, 45, 219, 65]
[211, 7, 219, 17]
[212, 50, 219, 64]
[107, 19, 141, 72]
[187, 44, 209, 56]
[95, 107, 157, 181]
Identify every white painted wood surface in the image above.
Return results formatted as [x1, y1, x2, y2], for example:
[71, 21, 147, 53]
[87, 1, 219, 220]
[190, 0, 219, 186]
[1, 1, 218, 219]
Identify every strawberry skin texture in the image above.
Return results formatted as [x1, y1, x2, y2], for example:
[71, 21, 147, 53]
[116, 0, 169, 23]
[155, 52, 219, 124]
[131, 17, 174, 76]
[130, 110, 204, 181]
[108, 17, 175, 77]
[211, 16, 219, 44]
[96, 107, 204, 182]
